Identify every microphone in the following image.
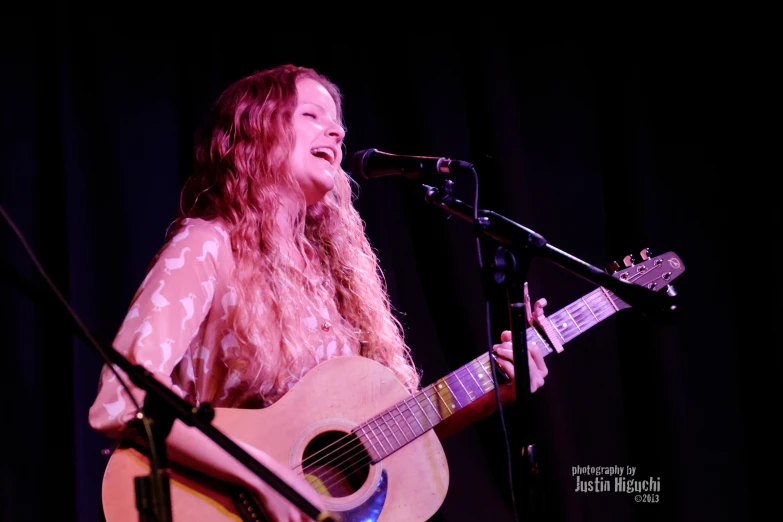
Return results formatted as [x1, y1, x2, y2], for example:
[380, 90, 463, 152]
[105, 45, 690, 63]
[349, 148, 473, 180]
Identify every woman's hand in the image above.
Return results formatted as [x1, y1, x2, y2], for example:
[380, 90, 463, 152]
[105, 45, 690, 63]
[241, 442, 329, 522]
[492, 329, 549, 402]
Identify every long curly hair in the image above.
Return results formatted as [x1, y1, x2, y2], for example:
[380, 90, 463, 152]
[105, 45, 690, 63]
[171, 64, 420, 401]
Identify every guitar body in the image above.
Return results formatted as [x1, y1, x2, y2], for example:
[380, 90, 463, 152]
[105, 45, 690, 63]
[102, 356, 450, 522]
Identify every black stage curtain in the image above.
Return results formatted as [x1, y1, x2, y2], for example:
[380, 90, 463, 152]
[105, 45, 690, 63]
[1, 17, 774, 522]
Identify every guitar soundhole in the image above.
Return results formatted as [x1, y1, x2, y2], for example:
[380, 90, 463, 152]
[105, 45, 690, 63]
[302, 430, 370, 499]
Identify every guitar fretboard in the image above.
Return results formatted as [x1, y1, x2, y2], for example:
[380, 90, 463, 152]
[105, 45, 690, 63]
[354, 286, 623, 461]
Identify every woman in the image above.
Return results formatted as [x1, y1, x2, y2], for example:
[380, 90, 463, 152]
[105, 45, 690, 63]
[89, 64, 548, 521]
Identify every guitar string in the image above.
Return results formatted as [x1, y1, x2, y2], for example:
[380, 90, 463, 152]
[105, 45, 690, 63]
[292, 352, 499, 472]
[294, 299, 628, 492]
[295, 360, 498, 477]
[294, 292, 632, 491]
[297, 361, 493, 474]
[296, 282, 635, 489]
[291, 265, 666, 492]
[298, 390, 432, 473]
[297, 362, 503, 492]
[294, 282, 627, 477]
[291, 294, 597, 479]
[292, 291, 632, 491]
[299, 300, 630, 493]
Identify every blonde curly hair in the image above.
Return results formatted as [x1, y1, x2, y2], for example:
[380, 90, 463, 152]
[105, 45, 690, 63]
[172, 64, 421, 402]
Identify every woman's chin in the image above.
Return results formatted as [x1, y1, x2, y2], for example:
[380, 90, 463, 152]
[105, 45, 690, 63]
[305, 183, 335, 207]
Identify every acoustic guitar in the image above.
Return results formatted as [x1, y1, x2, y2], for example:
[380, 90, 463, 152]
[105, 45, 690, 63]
[101, 250, 685, 522]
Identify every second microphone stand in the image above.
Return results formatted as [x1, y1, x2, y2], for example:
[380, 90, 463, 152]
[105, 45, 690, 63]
[415, 177, 678, 522]
[488, 243, 543, 520]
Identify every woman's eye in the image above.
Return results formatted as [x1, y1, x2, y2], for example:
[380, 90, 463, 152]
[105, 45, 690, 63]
[303, 112, 317, 119]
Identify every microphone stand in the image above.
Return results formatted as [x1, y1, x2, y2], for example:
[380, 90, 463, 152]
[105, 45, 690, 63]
[415, 182, 678, 522]
[104, 329, 345, 521]
[489, 242, 540, 519]
[73, 320, 336, 522]
[0, 208, 336, 522]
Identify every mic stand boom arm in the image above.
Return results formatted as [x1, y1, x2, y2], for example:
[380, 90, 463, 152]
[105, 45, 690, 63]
[418, 184, 678, 319]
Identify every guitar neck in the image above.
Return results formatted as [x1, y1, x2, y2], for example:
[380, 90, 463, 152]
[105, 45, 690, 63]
[354, 286, 624, 461]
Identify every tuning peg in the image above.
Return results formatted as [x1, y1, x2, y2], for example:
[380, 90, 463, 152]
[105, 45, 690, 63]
[605, 260, 621, 274]
[639, 248, 652, 260]
[623, 254, 636, 267]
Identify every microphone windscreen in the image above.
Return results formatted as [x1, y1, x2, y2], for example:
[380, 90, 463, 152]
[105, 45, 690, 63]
[348, 148, 375, 180]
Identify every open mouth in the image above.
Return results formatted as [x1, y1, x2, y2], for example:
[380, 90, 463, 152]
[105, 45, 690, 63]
[311, 147, 335, 165]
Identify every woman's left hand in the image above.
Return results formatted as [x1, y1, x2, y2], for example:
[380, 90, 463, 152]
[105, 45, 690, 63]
[492, 329, 549, 399]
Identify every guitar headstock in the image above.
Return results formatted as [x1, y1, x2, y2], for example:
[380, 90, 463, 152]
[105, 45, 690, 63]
[605, 248, 685, 312]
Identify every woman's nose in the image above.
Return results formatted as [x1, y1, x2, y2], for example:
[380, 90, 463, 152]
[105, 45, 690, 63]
[327, 121, 345, 141]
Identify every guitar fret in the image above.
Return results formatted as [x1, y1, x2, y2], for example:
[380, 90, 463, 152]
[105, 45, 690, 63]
[358, 425, 382, 462]
[549, 308, 577, 343]
[571, 300, 596, 326]
[434, 381, 457, 413]
[381, 411, 402, 449]
[582, 296, 599, 321]
[465, 362, 484, 392]
[393, 404, 414, 442]
[576, 306, 600, 332]
[417, 391, 441, 427]
[569, 303, 593, 337]
[564, 307, 582, 332]
[424, 387, 447, 422]
[452, 372, 473, 404]
[378, 416, 396, 455]
[473, 358, 491, 390]
[525, 328, 536, 346]
[459, 366, 485, 399]
[477, 358, 497, 390]
[360, 407, 424, 462]
[532, 327, 550, 351]
[548, 317, 567, 342]
[566, 290, 618, 343]
[600, 287, 620, 311]
[585, 295, 606, 313]
[407, 399, 428, 434]
[522, 321, 551, 355]
[582, 292, 606, 314]
[370, 417, 391, 458]
[583, 292, 610, 319]
[608, 292, 623, 309]
[477, 357, 492, 384]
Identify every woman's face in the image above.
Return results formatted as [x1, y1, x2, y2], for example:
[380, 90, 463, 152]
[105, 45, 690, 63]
[289, 77, 345, 206]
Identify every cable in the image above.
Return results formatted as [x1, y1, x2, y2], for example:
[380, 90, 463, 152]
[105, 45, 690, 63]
[466, 168, 520, 522]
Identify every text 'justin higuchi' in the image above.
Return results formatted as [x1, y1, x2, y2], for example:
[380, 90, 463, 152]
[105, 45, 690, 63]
[572, 466, 661, 493]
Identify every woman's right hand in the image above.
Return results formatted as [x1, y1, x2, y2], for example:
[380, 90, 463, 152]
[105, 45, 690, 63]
[241, 442, 330, 522]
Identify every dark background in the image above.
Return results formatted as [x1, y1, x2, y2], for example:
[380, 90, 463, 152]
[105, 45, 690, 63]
[1, 17, 775, 522]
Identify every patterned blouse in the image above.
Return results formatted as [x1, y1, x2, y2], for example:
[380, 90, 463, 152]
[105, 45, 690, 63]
[88, 218, 360, 439]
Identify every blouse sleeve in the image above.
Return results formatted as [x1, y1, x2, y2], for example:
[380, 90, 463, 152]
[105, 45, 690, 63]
[88, 220, 227, 439]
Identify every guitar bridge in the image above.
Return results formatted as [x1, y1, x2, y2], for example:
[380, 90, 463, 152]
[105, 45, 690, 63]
[231, 487, 268, 522]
